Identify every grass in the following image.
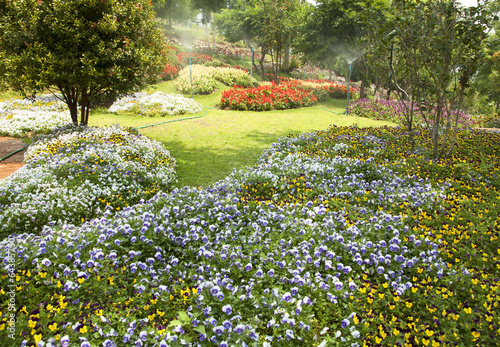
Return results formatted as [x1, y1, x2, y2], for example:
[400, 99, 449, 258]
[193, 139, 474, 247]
[89, 80, 394, 187]
[2, 76, 500, 347]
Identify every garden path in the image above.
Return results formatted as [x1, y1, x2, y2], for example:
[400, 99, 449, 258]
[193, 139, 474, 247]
[0, 136, 25, 180]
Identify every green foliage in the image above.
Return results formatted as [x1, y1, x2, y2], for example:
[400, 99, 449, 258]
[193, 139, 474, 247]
[294, 0, 388, 67]
[0, 0, 169, 125]
[215, 0, 303, 80]
[365, 0, 496, 158]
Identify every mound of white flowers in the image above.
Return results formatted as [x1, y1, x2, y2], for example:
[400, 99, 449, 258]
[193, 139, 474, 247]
[0, 95, 72, 137]
[0, 124, 177, 236]
[108, 91, 203, 116]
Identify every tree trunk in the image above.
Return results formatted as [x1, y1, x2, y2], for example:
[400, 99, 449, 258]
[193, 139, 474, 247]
[212, 12, 216, 48]
[359, 79, 366, 99]
[80, 88, 89, 126]
[205, 22, 210, 48]
[259, 46, 267, 78]
[60, 85, 79, 125]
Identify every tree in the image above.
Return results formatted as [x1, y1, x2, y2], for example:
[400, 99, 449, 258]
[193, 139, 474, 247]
[366, 0, 496, 158]
[295, 0, 389, 95]
[153, 0, 192, 27]
[215, 0, 302, 81]
[0, 0, 169, 126]
[190, 0, 226, 48]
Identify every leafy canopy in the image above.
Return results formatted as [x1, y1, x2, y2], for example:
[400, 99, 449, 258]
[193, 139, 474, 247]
[0, 0, 169, 125]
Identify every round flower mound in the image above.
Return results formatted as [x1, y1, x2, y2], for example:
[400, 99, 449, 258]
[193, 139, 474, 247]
[0, 126, 498, 346]
[175, 65, 219, 95]
[108, 91, 203, 116]
[175, 65, 256, 95]
[0, 95, 71, 137]
[0, 124, 176, 236]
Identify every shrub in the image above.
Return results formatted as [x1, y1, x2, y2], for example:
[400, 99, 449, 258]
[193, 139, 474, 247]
[350, 98, 477, 128]
[174, 65, 256, 95]
[211, 67, 255, 87]
[174, 65, 220, 95]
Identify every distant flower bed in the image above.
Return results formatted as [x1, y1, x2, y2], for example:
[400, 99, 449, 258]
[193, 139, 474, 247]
[291, 79, 358, 101]
[475, 113, 500, 128]
[108, 92, 202, 116]
[0, 124, 177, 235]
[219, 81, 318, 111]
[160, 46, 213, 81]
[175, 65, 255, 95]
[0, 95, 71, 137]
[350, 98, 477, 128]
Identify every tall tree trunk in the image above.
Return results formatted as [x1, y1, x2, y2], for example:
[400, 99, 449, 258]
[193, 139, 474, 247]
[212, 12, 216, 48]
[60, 85, 79, 125]
[359, 79, 366, 99]
[259, 46, 267, 78]
[80, 88, 88, 126]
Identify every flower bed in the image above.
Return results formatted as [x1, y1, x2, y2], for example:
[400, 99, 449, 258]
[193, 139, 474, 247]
[219, 81, 318, 111]
[175, 65, 255, 95]
[219, 78, 356, 112]
[291, 79, 358, 101]
[160, 47, 213, 81]
[0, 95, 71, 137]
[350, 98, 477, 128]
[108, 92, 203, 116]
[1, 126, 499, 347]
[0, 124, 176, 235]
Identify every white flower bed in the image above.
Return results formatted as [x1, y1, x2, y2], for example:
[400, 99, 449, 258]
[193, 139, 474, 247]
[0, 95, 72, 137]
[0, 124, 177, 235]
[175, 65, 255, 94]
[108, 91, 203, 116]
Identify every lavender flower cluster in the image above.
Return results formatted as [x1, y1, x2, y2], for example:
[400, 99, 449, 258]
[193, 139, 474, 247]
[350, 98, 477, 128]
[0, 128, 453, 346]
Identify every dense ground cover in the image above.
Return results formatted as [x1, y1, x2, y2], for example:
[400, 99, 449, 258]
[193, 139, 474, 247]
[350, 99, 477, 128]
[0, 95, 71, 137]
[0, 125, 177, 237]
[174, 65, 256, 95]
[1, 124, 499, 346]
[108, 92, 203, 117]
[219, 79, 357, 111]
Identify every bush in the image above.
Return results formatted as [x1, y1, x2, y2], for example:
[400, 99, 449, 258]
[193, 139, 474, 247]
[174, 65, 256, 95]
[350, 98, 478, 128]
[174, 65, 220, 95]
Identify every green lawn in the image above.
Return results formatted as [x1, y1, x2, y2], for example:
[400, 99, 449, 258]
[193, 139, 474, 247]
[89, 80, 395, 187]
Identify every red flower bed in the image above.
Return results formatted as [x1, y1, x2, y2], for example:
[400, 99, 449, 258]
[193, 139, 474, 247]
[176, 52, 213, 65]
[219, 82, 318, 111]
[159, 47, 215, 81]
[285, 78, 359, 101]
[160, 64, 181, 80]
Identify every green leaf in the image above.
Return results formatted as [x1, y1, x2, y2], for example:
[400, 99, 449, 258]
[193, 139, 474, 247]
[177, 311, 190, 322]
[168, 320, 182, 327]
[193, 325, 206, 334]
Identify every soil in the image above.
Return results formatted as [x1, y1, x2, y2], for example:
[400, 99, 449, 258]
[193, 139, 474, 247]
[0, 136, 26, 180]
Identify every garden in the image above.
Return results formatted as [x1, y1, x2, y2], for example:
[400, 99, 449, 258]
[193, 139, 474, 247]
[0, 1, 499, 342]
[1, 58, 500, 346]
